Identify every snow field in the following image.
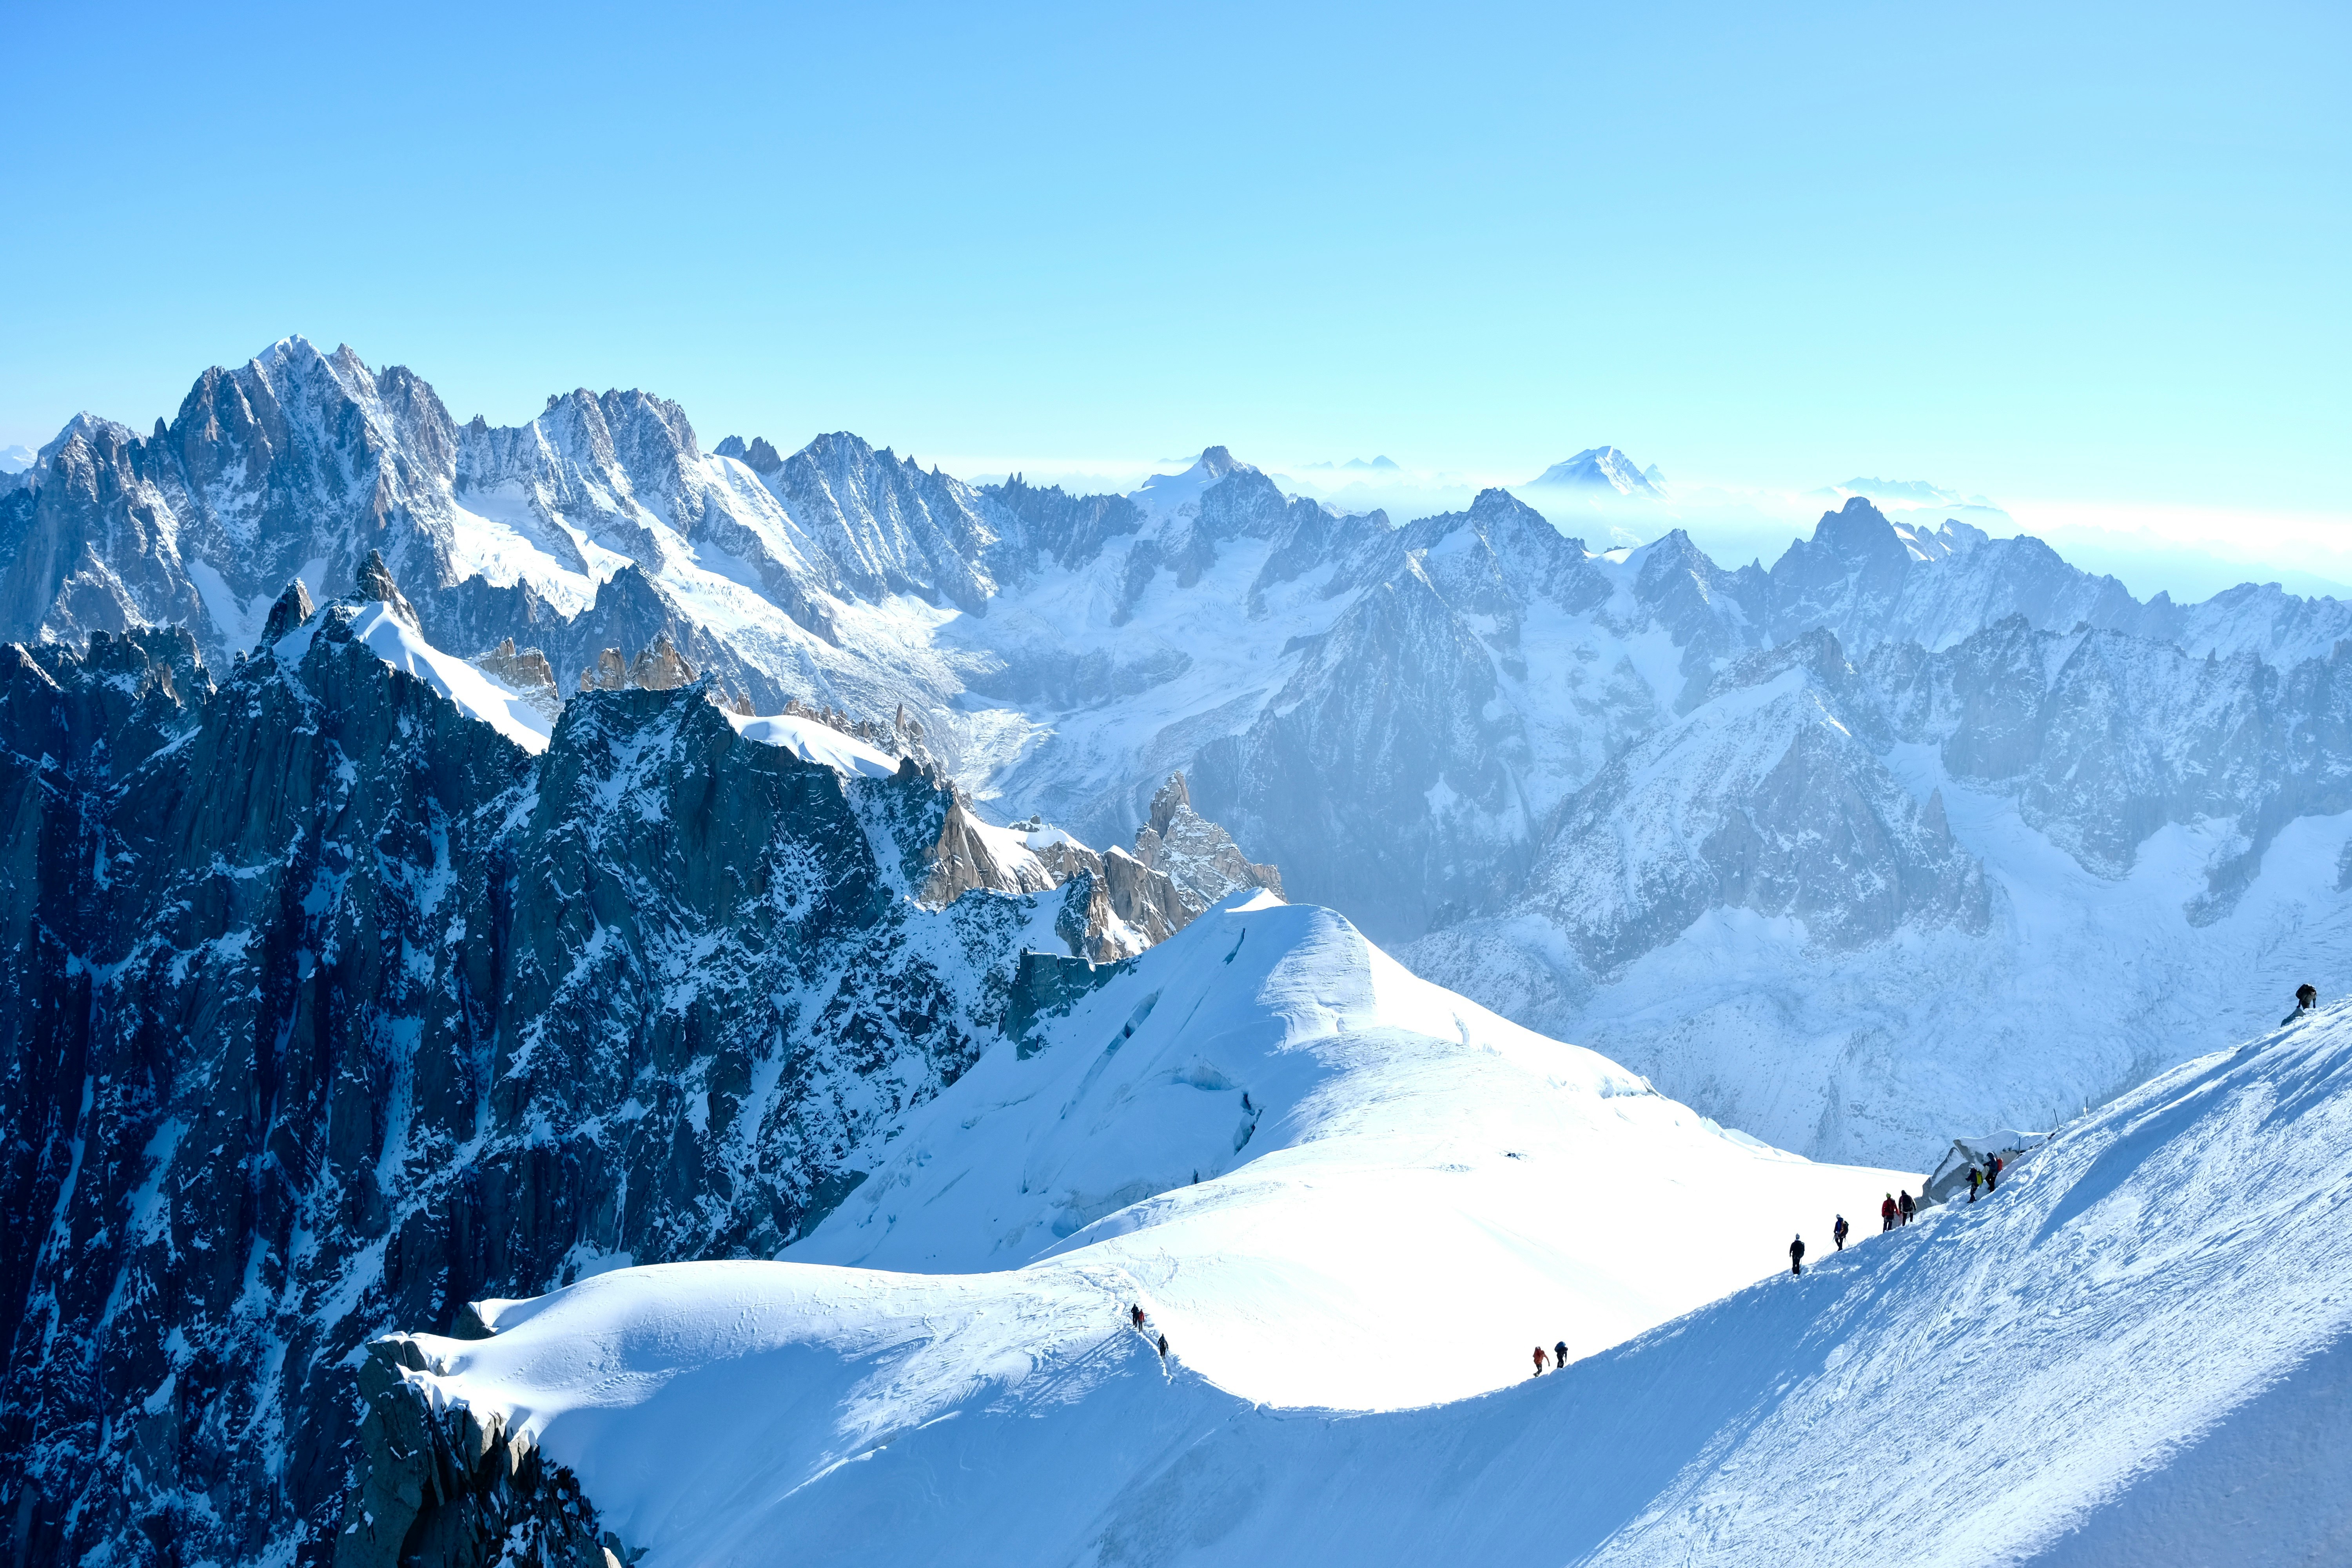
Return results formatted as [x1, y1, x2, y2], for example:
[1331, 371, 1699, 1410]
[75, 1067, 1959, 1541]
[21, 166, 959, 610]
[397, 1003, 2352, 1566]
[796, 896, 1913, 1410]
[725, 710, 904, 779]
[394, 897, 1931, 1562]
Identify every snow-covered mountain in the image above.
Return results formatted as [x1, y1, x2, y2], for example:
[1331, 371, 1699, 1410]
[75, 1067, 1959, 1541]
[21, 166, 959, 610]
[11, 339, 2352, 1163]
[0, 566, 1270, 1567]
[349, 974, 2352, 1567]
[1525, 444, 1668, 498]
[11, 338, 2352, 1565]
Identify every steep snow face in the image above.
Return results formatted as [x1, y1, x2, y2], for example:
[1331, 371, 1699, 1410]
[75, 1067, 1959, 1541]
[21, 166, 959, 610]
[382, 991, 2352, 1568]
[275, 596, 557, 753]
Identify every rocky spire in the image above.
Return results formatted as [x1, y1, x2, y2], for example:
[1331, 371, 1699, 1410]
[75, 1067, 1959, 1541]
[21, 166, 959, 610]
[473, 637, 563, 721]
[258, 577, 315, 649]
[354, 549, 420, 627]
[575, 631, 697, 693]
[1134, 771, 1285, 916]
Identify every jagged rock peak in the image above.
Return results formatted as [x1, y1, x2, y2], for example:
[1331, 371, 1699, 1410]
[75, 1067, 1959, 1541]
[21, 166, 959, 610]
[258, 577, 315, 648]
[1466, 486, 1546, 524]
[1148, 771, 1194, 836]
[354, 550, 419, 626]
[577, 631, 697, 693]
[715, 434, 786, 475]
[1137, 771, 1286, 916]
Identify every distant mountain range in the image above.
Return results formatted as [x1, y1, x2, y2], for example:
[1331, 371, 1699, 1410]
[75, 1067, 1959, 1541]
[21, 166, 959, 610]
[9, 337, 2352, 1566]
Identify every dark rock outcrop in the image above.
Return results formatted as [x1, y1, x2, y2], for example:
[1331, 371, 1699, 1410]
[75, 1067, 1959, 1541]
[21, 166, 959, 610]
[0, 603, 1101, 1567]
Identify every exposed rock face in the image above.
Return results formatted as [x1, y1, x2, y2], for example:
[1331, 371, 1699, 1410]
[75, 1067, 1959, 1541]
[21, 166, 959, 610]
[334, 1338, 621, 1568]
[1507, 631, 1989, 978]
[1865, 614, 2352, 918]
[1134, 772, 1284, 917]
[473, 637, 563, 721]
[261, 574, 317, 646]
[576, 630, 695, 693]
[356, 545, 419, 622]
[0, 624, 1108, 1568]
[749, 431, 1007, 612]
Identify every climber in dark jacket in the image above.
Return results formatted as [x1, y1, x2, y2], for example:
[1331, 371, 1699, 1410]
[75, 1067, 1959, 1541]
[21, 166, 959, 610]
[1833, 1214, 1849, 1250]
[2284, 983, 2319, 1025]
[1789, 1234, 1806, 1276]
[1554, 1339, 1569, 1369]
[1157, 1332, 1169, 1361]
[1899, 1190, 1916, 1224]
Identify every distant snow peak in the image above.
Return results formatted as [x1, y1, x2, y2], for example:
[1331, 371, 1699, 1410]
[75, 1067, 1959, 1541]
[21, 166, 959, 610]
[1131, 445, 1261, 521]
[1527, 446, 1667, 499]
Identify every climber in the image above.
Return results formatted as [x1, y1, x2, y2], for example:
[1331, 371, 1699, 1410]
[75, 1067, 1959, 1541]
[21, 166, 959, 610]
[2283, 983, 2319, 1025]
[1899, 1190, 1916, 1225]
[1130, 1303, 1145, 1330]
[1157, 1332, 1169, 1361]
[1968, 1167, 1983, 1203]
[1881, 1193, 1897, 1233]
[1987, 1155, 2004, 1193]
[1554, 1339, 1569, 1370]
[1789, 1234, 1806, 1276]
[1833, 1214, 1849, 1251]
[1532, 1345, 1548, 1376]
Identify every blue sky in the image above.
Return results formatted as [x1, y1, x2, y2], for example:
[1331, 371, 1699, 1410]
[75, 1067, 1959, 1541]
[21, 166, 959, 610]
[3, 1, 2344, 581]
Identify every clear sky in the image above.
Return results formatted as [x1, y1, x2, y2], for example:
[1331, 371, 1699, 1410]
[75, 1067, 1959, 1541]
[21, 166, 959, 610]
[4, 1, 2345, 572]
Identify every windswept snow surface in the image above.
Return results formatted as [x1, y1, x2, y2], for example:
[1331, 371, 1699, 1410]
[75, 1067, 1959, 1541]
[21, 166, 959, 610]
[382, 996, 2352, 1566]
[724, 710, 902, 778]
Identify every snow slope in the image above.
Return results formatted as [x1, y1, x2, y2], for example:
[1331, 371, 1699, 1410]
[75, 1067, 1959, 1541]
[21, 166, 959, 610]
[789, 895, 1909, 1410]
[384, 997, 2352, 1567]
[725, 710, 903, 778]
[276, 597, 556, 753]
